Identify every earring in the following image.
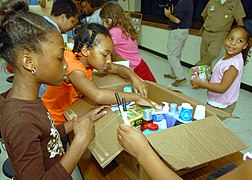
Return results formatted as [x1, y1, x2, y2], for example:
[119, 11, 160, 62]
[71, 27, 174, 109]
[31, 68, 36, 76]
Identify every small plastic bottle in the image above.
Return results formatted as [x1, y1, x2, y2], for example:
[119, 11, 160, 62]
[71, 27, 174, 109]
[165, 103, 178, 128]
[140, 109, 153, 132]
[162, 102, 170, 112]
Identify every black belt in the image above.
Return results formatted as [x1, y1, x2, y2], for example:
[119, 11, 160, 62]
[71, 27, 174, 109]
[170, 27, 188, 30]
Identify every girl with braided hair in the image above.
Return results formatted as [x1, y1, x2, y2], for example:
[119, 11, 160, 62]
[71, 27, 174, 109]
[42, 23, 153, 125]
[0, 0, 107, 179]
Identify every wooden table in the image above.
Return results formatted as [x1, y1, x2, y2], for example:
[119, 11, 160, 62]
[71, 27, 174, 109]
[77, 150, 244, 180]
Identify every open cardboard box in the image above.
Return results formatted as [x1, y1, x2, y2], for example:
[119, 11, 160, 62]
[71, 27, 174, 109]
[64, 74, 247, 178]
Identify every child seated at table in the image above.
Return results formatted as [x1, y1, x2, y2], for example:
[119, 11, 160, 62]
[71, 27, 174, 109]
[42, 23, 153, 125]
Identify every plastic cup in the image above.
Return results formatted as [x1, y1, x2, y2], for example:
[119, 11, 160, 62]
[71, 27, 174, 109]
[193, 105, 206, 120]
[178, 103, 193, 123]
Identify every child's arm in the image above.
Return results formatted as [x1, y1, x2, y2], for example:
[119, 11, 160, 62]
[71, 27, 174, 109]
[107, 63, 148, 98]
[190, 66, 238, 93]
[111, 52, 125, 61]
[117, 124, 182, 180]
[60, 107, 107, 174]
[68, 70, 153, 107]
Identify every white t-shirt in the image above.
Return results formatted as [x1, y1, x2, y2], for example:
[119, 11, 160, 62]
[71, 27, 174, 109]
[43, 16, 60, 32]
[86, 8, 102, 25]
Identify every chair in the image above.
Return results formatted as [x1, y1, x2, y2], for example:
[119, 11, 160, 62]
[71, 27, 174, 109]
[2, 159, 14, 178]
[130, 12, 142, 41]
[0, 132, 14, 178]
[6, 63, 14, 83]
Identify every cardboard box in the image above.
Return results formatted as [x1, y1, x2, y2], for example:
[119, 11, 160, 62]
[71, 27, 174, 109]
[64, 74, 247, 177]
[92, 72, 131, 90]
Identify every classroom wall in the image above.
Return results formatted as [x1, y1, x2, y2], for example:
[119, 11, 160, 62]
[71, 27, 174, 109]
[117, 0, 141, 12]
[139, 25, 252, 87]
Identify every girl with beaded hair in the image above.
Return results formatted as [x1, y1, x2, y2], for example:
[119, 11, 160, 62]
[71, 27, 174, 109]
[42, 23, 153, 125]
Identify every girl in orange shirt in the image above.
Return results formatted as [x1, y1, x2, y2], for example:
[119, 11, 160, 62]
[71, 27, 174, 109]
[42, 23, 153, 125]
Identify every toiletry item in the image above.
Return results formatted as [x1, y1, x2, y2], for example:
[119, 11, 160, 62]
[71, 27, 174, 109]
[142, 123, 159, 135]
[165, 111, 177, 128]
[152, 113, 167, 130]
[193, 105, 206, 120]
[178, 103, 193, 123]
[162, 102, 170, 112]
[169, 103, 177, 113]
[140, 109, 153, 132]
[123, 86, 133, 93]
[190, 65, 211, 82]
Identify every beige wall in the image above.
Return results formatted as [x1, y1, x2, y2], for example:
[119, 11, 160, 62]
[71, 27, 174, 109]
[139, 25, 252, 87]
[118, 0, 141, 12]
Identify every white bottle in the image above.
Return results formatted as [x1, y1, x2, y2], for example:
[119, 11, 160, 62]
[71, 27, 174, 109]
[162, 102, 170, 113]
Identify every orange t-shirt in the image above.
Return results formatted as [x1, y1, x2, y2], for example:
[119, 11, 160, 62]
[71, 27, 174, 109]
[42, 50, 92, 125]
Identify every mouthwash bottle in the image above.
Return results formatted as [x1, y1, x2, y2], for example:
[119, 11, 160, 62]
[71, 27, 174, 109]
[140, 109, 153, 132]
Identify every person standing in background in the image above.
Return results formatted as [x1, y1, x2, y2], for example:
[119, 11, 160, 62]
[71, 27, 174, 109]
[44, 0, 79, 33]
[195, 0, 246, 67]
[78, 0, 107, 25]
[39, 0, 79, 98]
[100, 2, 157, 83]
[163, 0, 193, 86]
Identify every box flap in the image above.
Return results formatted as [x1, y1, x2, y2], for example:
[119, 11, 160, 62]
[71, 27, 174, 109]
[64, 97, 124, 168]
[88, 110, 123, 168]
[92, 72, 131, 90]
[146, 81, 236, 119]
[146, 116, 247, 171]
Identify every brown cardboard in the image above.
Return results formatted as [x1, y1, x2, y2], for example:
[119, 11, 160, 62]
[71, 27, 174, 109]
[93, 73, 235, 119]
[92, 72, 131, 90]
[146, 116, 246, 171]
[63, 74, 247, 173]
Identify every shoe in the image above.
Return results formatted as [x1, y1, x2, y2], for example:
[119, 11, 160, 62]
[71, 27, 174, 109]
[172, 78, 186, 86]
[164, 74, 176, 79]
[6, 76, 14, 83]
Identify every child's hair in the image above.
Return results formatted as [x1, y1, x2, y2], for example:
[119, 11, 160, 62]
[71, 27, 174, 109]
[0, 0, 57, 68]
[80, 0, 107, 8]
[72, 23, 110, 54]
[100, 2, 138, 40]
[228, 26, 251, 65]
[51, 0, 79, 19]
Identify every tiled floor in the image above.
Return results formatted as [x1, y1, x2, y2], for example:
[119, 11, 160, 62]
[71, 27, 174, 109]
[0, 49, 252, 179]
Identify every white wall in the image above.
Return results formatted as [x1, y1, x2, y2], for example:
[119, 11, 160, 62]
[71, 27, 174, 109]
[139, 25, 252, 87]
[118, 0, 141, 12]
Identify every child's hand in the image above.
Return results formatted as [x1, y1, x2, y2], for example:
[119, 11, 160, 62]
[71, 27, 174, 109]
[72, 106, 108, 145]
[135, 96, 154, 107]
[82, 105, 109, 122]
[131, 78, 148, 98]
[190, 73, 202, 89]
[117, 124, 151, 159]
[72, 115, 95, 146]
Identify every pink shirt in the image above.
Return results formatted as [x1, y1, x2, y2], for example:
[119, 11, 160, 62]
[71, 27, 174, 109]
[207, 53, 244, 106]
[109, 26, 141, 69]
